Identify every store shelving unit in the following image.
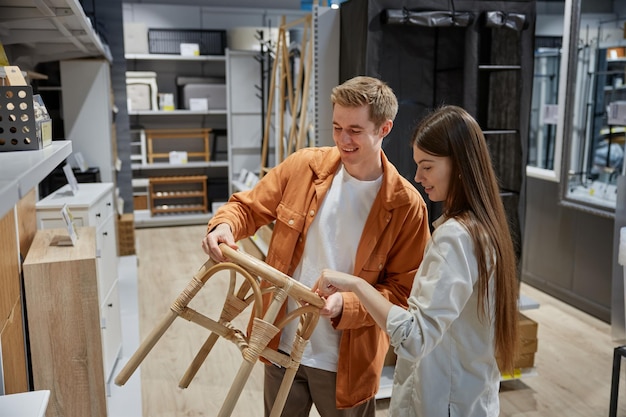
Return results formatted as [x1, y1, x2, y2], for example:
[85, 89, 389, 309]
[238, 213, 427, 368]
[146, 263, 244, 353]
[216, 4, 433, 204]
[125, 52, 229, 227]
[0, 0, 113, 395]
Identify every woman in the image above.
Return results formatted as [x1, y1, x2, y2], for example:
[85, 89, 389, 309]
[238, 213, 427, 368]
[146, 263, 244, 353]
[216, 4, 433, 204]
[316, 105, 519, 417]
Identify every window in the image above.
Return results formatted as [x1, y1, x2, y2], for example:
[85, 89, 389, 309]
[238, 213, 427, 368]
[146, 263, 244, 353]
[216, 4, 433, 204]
[562, 15, 626, 214]
[528, 38, 562, 173]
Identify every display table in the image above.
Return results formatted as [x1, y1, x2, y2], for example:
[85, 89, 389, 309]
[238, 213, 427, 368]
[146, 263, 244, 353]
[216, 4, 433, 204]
[0, 390, 50, 417]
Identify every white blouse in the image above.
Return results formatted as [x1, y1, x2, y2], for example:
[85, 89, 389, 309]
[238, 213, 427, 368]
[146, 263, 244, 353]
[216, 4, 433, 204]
[386, 216, 499, 417]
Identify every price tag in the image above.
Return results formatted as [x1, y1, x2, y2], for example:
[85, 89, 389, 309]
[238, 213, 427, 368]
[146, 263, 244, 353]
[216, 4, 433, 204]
[74, 152, 89, 172]
[60, 204, 78, 246]
[63, 163, 79, 195]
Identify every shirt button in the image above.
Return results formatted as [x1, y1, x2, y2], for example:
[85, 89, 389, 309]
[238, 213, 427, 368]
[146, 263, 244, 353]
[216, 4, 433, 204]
[288, 219, 294, 225]
[378, 264, 383, 270]
[309, 210, 315, 216]
[299, 237, 303, 242]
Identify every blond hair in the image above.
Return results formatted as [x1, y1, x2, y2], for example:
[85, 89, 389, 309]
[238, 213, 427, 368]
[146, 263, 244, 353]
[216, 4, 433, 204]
[331, 76, 398, 129]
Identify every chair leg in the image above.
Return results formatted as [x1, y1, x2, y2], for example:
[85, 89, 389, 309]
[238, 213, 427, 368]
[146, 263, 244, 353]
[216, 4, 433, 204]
[269, 366, 299, 417]
[115, 310, 178, 386]
[179, 332, 220, 388]
[217, 360, 257, 417]
[610, 345, 626, 417]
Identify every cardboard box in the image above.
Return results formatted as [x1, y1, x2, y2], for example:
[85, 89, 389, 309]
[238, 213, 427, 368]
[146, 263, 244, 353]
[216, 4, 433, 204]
[497, 312, 538, 370]
[518, 313, 538, 342]
[514, 352, 535, 369]
[133, 195, 148, 211]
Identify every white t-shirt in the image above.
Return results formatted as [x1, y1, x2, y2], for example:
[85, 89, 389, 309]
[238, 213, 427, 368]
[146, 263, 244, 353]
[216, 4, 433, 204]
[278, 164, 382, 372]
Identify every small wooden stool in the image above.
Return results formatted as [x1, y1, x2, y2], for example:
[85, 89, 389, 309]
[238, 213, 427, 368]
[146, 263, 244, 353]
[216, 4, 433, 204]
[114, 244, 324, 417]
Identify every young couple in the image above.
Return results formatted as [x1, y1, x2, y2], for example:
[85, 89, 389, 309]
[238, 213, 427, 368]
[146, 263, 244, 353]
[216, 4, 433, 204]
[202, 76, 518, 417]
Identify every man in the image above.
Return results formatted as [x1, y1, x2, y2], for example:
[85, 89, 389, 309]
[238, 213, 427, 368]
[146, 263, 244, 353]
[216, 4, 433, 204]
[202, 76, 430, 417]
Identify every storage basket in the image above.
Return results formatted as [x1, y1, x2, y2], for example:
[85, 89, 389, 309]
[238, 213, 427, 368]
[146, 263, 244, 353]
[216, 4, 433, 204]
[148, 29, 226, 55]
[0, 85, 41, 151]
[117, 213, 136, 256]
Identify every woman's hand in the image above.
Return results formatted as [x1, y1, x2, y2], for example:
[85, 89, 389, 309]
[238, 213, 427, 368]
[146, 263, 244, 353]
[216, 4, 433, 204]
[314, 268, 393, 330]
[315, 269, 360, 296]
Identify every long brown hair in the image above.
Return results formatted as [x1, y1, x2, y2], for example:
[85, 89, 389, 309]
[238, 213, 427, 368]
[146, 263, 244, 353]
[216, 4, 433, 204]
[411, 105, 519, 373]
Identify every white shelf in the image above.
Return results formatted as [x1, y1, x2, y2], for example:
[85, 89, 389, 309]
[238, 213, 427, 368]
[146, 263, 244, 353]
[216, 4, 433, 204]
[0, 390, 50, 417]
[128, 109, 227, 116]
[0, 141, 72, 218]
[132, 161, 229, 170]
[133, 209, 212, 228]
[501, 366, 538, 381]
[125, 53, 226, 62]
[0, 0, 111, 65]
[519, 294, 540, 310]
[132, 178, 150, 188]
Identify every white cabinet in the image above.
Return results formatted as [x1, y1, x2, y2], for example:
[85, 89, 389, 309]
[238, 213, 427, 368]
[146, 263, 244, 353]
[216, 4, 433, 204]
[35, 182, 122, 385]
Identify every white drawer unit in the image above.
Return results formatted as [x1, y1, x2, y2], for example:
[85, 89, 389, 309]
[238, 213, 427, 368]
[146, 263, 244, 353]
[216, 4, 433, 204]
[35, 182, 122, 386]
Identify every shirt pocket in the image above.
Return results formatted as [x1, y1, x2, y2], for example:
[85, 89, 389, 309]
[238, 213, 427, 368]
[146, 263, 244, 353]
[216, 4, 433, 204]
[275, 202, 305, 232]
[359, 253, 386, 284]
[268, 203, 306, 267]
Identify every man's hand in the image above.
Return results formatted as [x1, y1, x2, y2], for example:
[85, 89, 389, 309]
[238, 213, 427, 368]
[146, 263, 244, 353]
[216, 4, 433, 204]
[201, 223, 238, 262]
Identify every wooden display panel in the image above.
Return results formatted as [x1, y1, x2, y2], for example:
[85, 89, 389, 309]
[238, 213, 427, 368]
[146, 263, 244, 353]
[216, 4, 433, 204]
[0, 206, 28, 393]
[146, 128, 211, 163]
[23, 227, 107, 417]
[149, 175, 208, 215]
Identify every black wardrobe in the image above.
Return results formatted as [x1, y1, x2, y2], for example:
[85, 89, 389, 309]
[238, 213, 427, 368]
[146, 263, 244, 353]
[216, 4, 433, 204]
[339, 0, 536, 263]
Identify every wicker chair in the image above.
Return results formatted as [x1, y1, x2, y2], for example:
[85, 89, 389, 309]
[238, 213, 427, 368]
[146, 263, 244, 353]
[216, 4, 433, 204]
[115, 244, 324, 417]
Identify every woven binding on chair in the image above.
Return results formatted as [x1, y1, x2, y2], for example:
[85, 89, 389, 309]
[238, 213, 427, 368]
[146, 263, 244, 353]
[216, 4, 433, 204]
[244, 317, 280, 363]
[170, 276, 204, 315]
[223, 293, 249, 322]
[289, 334, 307, 367]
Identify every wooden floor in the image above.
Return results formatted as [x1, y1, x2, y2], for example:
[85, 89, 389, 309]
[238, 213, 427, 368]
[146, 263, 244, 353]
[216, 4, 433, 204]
[134, 224, 626, 417]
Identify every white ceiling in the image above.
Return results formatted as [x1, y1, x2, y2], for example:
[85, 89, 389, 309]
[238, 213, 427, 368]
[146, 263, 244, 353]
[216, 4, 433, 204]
[123, 0, 303, 10]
